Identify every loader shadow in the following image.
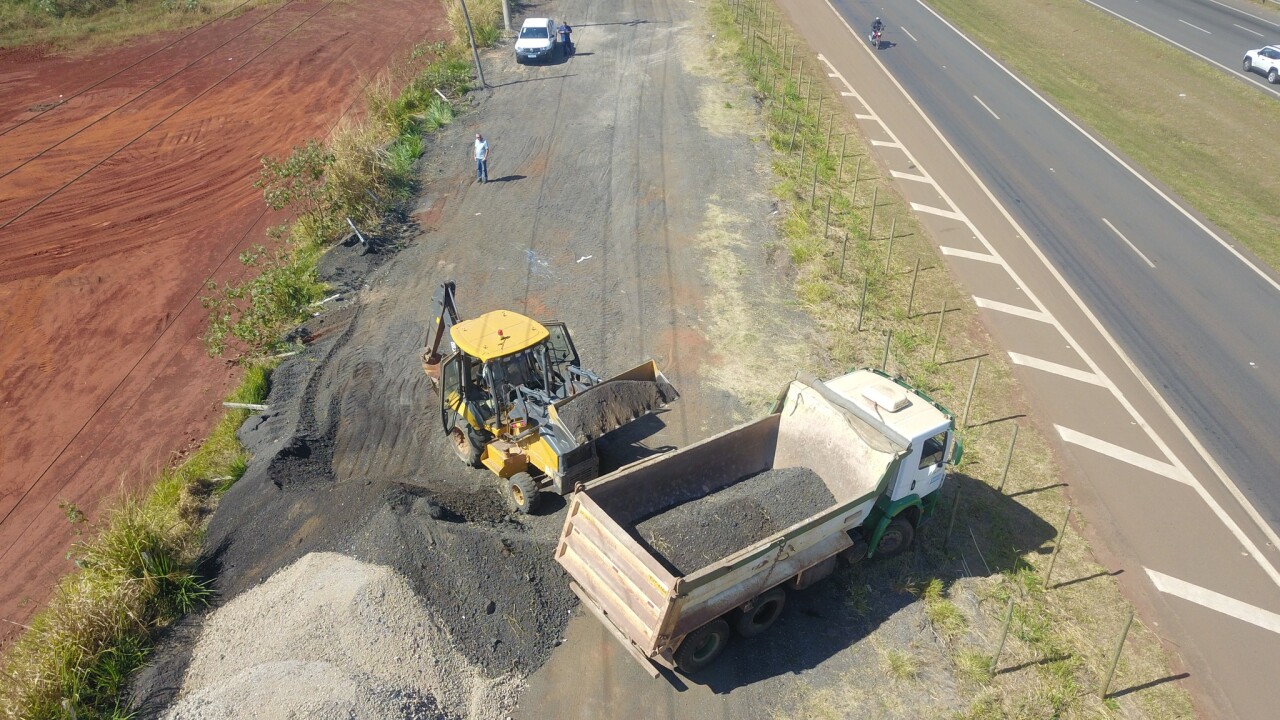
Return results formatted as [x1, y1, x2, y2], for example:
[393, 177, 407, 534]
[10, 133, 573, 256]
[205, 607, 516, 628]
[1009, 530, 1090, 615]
[596, 412, 677, 474]
[678, 471, 1058, 693]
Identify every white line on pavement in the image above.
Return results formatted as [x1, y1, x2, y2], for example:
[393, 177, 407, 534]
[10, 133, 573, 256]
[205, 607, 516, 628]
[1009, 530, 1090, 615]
[891, 170, 931, 183]
[1234, 23, 1264, 37]
[1102, 218, 1155, 269]
[1009, 352, 1106, 386]
[1207, 0, 1280, 28]
[938, 247, 997, 263]
[853, 110, 873, 116]
[974, 95, 1000, 120]
[1178, 18, 1211, 34]
[1057, 426, 1187, 484]
[828, 72, 839, 77]
[900, 26, 918, 42]
[911, 202, 963, 221]
[870, 139, 901, 148]
[1147, 568, 1280, 634]
[973, 296, 1051, 322]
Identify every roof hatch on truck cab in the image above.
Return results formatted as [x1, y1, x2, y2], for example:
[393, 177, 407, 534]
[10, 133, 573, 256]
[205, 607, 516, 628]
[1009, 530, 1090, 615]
[861, 383, 909, 413]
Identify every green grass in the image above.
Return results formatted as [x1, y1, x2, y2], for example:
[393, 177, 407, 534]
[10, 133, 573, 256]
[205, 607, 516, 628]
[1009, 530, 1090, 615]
[926, 0, 1280, 274]
[0, 0, 276, 52]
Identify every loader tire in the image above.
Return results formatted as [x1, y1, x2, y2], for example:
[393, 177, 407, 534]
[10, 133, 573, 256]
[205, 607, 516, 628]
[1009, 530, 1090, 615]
[733, 587, 786, 638]
[451, 426, 484, 468]
[875, 517, 914, 559]
[507, 472, 541, 514]
[673, 619, 731, 674]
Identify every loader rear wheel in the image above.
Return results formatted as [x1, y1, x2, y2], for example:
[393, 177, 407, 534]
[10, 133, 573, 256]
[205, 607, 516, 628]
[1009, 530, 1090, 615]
[733, 587, 786, 638]
[673, 618, 731, 674]
[451, 426, 483, 468]
[875, 517, 915, 559]
[507, 472, 541, 514]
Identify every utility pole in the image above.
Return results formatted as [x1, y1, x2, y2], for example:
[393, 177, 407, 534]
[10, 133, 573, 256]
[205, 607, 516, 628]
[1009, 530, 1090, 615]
[458, 0, 487, 88]
[501, 0, 511, 32]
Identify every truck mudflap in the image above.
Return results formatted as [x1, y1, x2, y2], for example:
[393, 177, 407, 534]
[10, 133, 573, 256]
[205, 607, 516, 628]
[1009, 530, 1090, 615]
[548, 360, 679, 444]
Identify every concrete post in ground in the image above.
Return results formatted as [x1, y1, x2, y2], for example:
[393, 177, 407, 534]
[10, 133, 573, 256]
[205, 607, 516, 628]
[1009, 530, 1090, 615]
[458, 0, 487, 89]
[501, 0, 510, 32]
[1045, 507, 1072, 585]
[867, 185, 879, 241]
[881, 329, 892, 371]
[997, 424, 1019, 492]
[907, 259, 920, 317]
[931, 299, 947, 362]
[837, 134, 848, 181]
[990, 596, 1016, 675]
[962, 357, 981, 427]
[1100, 609, 1136, 699]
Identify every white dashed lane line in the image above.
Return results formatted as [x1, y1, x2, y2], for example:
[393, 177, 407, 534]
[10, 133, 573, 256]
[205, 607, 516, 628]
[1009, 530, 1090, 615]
[1102, 217, 1155, 269]
[1234, 23, 1264, 37]
[1008, 352, 1107, 386]
[1177, 18, 1211, 34]
[1147, 568, 1280, 634]
[973, 95, 1000, 120]
[1057, 425, 1187, 484]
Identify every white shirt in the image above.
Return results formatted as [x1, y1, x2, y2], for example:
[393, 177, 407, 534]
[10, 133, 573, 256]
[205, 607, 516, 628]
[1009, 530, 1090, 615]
[474, 138, 489, 161]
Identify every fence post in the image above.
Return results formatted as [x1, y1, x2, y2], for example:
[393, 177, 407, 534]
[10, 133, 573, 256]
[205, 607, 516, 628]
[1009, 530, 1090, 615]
[990, 596, 1016, 675]
[907, 259, 921, 317]
[788, 112, 800, 154]
[887, 215, 896, 247]
[851, 157, 863, 202]
[881, 330, 893, 371]
[943, 481, 962, 551]
[840, 231, 850, 278]
[962, 357, 981, 427]
[811, 165, 819, 208]
[837, 134, 848, 181]
[823, 197, 832, 239]
[824, 116, 833, 158]
[997, 424, 1019, 493]
[884, 226, 894, 272]
[857, 275, 869, 331]
[867, 185, 879, 240]
[816, 94, 824, 123]
[1100, 609, 1136, 699]
[931, 299, 947, 362]
[1045, 507, 1073, 585]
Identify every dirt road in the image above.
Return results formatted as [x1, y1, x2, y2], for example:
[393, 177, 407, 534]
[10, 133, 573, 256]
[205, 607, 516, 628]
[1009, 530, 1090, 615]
[0, 0, 445, 647]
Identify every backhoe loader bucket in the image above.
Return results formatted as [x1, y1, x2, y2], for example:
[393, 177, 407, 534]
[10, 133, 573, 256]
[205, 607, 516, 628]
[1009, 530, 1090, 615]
[548, 360, 679, 444]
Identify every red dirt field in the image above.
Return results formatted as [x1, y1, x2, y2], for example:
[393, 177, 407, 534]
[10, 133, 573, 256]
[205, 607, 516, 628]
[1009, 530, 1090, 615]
[0, 0, 447, 649]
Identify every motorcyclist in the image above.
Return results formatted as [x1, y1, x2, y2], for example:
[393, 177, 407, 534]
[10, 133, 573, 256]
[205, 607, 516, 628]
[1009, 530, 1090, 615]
[871, 17, 884, 36]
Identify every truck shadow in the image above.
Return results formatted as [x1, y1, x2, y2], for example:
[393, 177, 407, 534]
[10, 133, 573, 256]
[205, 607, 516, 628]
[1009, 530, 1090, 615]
[685, 471, 1058, 693]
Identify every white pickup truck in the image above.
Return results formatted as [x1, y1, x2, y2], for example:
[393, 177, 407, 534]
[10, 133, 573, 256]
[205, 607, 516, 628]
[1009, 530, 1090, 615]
[555, 369, 962, 675]
[515, 17, 558, 64]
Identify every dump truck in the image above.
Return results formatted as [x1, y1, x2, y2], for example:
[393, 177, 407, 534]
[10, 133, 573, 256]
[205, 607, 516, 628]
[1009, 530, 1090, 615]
[555, 369, 962, 675]
[420, 281, 679, 513]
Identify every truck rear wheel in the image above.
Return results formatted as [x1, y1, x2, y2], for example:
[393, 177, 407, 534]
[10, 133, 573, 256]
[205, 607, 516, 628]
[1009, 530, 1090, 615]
[875, 517, 914, 559]
[507, 472, 541, 514]
[673, 618, 731, 674]
[733, 587, 786, 638]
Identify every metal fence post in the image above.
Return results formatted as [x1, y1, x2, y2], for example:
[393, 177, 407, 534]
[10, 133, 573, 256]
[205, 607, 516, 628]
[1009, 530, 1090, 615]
[907, 259, 920, 317]
[857, 275, 869, 331]
[997, 424, 1019, 493]
[990, 596, 1016, 675]
[1045, 507, 1073, 585]
[823, 197, 832, 240]
[867, 185, 879, 240]
[837, 134, 848, 181]
[840, 231, 850, 278]
[931, 299, 947, 362]
[881, 329, 892, 371]
[962, 357, 981, 427]
[1100, 609, 1136, 699]
[943, 481, 962, 551]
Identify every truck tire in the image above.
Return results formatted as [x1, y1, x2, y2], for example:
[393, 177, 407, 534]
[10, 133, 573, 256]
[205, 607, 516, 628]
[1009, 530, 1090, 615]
[451, 426, 484, 468]
[733, 587, 786, 638]
[875, 517, 915, 559]
[673, 618, 731, 674]
[507, 472, 541, 514]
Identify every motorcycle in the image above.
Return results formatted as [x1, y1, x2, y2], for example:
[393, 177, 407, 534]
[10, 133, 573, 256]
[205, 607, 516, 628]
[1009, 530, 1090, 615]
[867, 28, 883, 48]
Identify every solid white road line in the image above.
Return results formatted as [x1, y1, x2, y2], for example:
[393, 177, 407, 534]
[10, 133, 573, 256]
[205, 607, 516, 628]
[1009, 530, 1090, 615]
[900, 26, 918, 42]
[910, 202, 963, 221]
[1057, 426, 1187, 484]
[853, 110, 873, 116]
[1234, 23, 1264, 37]
[1009, 352, 1106, 386]
[973, 95, 1000, 120]
[973, 297, 1052, 322]
[891, 170, 931, 183]
[870, 139, 902, 148]
[1147, 568, 1280, 634]
[1102, 217, 1156, 269]
[1207, 0, 1280, 28]
[1178, 18, 1211, 34]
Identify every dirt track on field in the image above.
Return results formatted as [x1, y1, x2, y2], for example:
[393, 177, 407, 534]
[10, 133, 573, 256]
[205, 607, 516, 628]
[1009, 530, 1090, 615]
[0, 0, 446, 648]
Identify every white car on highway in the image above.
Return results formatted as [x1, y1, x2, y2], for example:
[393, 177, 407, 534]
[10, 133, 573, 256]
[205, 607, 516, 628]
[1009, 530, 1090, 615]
[1243, 45, 1280, 84]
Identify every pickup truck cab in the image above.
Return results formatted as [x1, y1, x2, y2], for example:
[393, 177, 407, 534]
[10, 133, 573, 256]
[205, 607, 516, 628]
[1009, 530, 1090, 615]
[515, 18, 557, 64]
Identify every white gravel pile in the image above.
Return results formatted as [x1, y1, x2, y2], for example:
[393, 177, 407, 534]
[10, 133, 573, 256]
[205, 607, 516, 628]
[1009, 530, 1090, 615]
[166, 552, 514, 719]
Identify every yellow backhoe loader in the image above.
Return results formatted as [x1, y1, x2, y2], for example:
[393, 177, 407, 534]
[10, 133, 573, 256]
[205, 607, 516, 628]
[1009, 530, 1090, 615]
[420, 281, 679, 513]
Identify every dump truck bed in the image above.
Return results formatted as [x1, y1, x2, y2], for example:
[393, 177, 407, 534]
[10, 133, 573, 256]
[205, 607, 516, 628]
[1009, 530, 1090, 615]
[555, 377, 907, 673]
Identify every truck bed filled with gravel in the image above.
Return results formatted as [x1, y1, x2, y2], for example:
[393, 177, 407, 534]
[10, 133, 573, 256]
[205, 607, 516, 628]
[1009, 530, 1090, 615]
[630, 467, 836, 575]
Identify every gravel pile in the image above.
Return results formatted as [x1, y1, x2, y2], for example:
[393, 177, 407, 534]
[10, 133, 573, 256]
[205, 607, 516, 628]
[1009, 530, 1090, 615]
[556, 379, 677, 442]
[164, 552, 512, 720]
[631, 467, 836, 575]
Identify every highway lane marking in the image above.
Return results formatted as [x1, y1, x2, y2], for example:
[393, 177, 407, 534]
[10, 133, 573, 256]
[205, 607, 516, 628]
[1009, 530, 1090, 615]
[973, 95, 1000, 120]
[940, 247, 998, 263]
[905, 0, 1280, 584]
[901, 26, 918, 42]
[1178, 18, 1211, 34]
[854, 110, 874, 117]
[828, 72, 840, 77]
[1234, 23, 1264, 37]
[973, 296, 1051, 322]
[1146, 568, 1280, 635]
[1077, 0, 1280, 101]
[1207, 0, 1280, 29]
[1056, 426, 1187, 484]
[1102, 218, 1156, 269]
[1010, 353, 1106, 386]
[891, 170, 931, 183]
[870, 139, 902, 148]
[911, 202, 963, 221]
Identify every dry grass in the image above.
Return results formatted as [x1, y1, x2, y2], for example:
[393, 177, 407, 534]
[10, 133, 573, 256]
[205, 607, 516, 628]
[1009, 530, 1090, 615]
[926, 0, 1280, 274]
[704, 1, 1197, 718]
[0, 0, 277, 52]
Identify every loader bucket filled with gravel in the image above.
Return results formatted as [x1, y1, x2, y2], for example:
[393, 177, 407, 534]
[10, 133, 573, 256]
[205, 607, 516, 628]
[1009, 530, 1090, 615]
[551, 362, 679, 443]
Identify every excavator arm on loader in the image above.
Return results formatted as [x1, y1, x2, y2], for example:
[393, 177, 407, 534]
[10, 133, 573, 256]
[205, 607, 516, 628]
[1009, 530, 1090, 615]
[421, 281, 460, 387]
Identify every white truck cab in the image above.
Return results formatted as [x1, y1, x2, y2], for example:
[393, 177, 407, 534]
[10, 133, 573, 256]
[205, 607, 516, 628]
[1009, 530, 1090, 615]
[515, 17, 557, 64]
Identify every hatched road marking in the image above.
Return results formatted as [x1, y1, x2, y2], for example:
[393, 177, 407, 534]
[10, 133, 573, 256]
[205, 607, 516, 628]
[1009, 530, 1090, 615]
[940, 247, 1000, 264]
[1009, 353, 1106, 386]
[1056, 426, 1187, 484]
[890, 170, 931, 183]
[973, 297, 1051, 322]
[1147, 568, 1280, 635]
[910, 202, 964, 221]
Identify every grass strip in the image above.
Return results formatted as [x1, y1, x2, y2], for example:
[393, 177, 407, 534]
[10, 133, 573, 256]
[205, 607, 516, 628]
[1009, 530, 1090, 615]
[708, 1, 1194, 717]
[0, 5, 502, 717]
[0, 0, 278, 53]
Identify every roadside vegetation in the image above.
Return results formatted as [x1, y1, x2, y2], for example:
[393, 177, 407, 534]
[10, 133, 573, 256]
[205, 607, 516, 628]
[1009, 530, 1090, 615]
[926, 0, 1280, 274]
[0, 3, 501, 716]
[0, 0, 274, 52]
[707, 1, 1194, 717]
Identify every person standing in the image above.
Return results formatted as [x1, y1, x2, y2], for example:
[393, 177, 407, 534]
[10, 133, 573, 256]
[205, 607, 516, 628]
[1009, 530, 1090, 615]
[474, 133, 489, 183]
[557, 21, 573, 56]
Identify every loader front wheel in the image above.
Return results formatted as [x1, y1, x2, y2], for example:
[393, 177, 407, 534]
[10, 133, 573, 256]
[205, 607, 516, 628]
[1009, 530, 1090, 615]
[673, 619, 731, 674]
[451, 426, 483, 468]
[507, 472, 541, 514]
[733, 587, 786, 638]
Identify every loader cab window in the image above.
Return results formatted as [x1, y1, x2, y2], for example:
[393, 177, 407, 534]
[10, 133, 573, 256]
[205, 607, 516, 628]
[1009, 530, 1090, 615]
[919, 431, 948, 469]
[491, 350, 540, 392]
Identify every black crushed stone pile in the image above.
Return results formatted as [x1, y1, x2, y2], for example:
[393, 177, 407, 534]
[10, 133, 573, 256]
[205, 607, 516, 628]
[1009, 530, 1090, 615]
[630, 466, 836, 576]
[555, 379, 674, 442]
